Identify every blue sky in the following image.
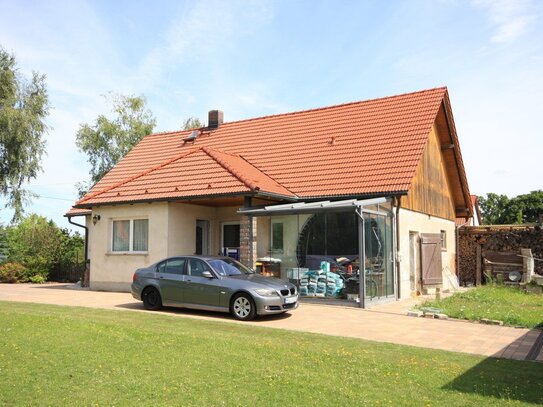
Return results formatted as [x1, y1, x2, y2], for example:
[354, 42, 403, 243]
[0, 0, 542, 230]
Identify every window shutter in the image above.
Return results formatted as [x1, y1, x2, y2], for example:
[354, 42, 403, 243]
[420, 233, 443, 286]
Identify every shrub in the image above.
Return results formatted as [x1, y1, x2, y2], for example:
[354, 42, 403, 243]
[0, 262, 28, 283]
[29, 274, 46, 284]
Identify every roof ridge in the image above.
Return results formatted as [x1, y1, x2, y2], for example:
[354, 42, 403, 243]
[223, 86, 448, 126]
[77, 148, 200, 204]
[148, 86, 448, 136]
[236, 153, 298, 197]
[201, 147, 260, 191]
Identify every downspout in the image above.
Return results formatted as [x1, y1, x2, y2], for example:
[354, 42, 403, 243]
[67, 215, 89, 287]
[67, 216, 88, 263]
[395, 196, 402, 300]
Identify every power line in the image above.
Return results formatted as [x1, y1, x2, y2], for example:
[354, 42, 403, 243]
[34, 195, 74, 202]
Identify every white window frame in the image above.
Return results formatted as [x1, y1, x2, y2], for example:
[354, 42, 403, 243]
[440, 230, 447, 251]
[111, 218, 149, 253]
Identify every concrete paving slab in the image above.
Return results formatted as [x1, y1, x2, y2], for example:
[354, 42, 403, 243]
[0, 283, 541, 363]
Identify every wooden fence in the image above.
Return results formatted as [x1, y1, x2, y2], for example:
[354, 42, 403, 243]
[49, 262, 86, 283]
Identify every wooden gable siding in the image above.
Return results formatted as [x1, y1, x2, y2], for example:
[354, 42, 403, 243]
[435, 102, 470, 217]
[402, 123, 456, 221]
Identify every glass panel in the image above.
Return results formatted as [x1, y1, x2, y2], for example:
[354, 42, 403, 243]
[223, 224, 240, 247]
[306, 213, 325, 257]
[133, 219, 148, 251]
[112, 220, 130, 251]
[385, 215, 394, 296]
[292, 211, 359, 301]
[188, 258, 212, 277]
[364, 214, 384, 301]
[271, 222, 284, 251]
[253, 206, 395, 306]
[165, 258, 185, 275]
[364, 213, 395, 301]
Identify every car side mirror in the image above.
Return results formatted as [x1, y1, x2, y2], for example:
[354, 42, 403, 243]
[202, 271, 214, 279]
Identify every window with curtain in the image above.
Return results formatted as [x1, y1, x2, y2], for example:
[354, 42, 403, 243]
[133, 219, 148, 251]
[112, 220, 130, 251]
[112, 218, 148, 252]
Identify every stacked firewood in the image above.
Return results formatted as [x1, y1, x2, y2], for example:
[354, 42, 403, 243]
[458, 225, 543, 285]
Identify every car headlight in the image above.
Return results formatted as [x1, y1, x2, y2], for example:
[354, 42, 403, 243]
[254, 288, 279, 297]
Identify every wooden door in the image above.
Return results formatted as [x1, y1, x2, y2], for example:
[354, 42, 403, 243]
[420, 233, 443, 286]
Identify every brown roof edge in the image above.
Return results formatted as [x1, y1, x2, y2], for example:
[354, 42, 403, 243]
[401, 88, 449, 196]
[442, 89, 472, 217]
[64, 207, 92, 217]
[72, 190, 407, 209]
[73, 191, 263, 209]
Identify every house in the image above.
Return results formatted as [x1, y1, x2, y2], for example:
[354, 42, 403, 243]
[66, 87, 472, 307]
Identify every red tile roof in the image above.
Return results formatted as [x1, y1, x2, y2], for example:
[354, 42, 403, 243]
[76, 87, 456, 207]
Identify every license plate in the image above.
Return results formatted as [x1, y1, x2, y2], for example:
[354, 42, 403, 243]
[284, 296, 296, 304]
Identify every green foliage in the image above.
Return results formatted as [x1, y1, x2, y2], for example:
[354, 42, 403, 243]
[478, 190, 543, 224]
[510, 190, 543, 223]
[0, 223, 7, 262]
[28, 274, 45, 284]
[478, 193, 510, 224]
[75, 93, 156, 196]
[0, 47, 49, 221]
[182, 117, 203, 130]
[5, 214, 84, 280]
[419, 286, 543, 328]
[0, 262, 27, 283]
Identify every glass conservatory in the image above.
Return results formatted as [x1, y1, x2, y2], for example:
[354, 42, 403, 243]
[238, 198, 396, 307]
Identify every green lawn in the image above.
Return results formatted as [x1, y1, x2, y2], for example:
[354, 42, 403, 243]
[419, 286, 543, 329]
[0, 302, 542, 406]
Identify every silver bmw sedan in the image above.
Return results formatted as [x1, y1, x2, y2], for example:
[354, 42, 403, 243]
[131, 256, 298, 321]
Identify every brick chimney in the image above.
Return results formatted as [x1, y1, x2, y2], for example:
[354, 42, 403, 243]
[208, 110, 223, 129]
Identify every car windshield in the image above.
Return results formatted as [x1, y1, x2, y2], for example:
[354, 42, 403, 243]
[209, 258, 254, 276]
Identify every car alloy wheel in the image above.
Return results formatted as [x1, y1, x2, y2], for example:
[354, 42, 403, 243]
[231, 294, 256, 321]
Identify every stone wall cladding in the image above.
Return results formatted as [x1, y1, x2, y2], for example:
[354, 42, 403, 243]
[458, 225, 543, 285]
[240, 216, 257, 268]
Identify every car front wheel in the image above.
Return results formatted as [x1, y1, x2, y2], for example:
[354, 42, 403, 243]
[142, 287, 162, 311]
[230, 293, 256, 321]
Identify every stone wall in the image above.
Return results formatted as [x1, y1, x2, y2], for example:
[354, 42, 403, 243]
[240, 216, 257, 268]
[458, 224, 543, 285]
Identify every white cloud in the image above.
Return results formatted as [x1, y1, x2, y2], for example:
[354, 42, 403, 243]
[473, 0, 537, 43]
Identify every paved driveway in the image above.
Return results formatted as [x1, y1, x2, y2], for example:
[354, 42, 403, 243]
[1, 283, 541, 362]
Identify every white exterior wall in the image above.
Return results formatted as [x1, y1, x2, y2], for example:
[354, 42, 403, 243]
[89, 202, 241, 292]
[167, 203, 216, 256]
[89, 202, 169, 291]
[167, 203, 240, 256]
[397, 207, 456, 299]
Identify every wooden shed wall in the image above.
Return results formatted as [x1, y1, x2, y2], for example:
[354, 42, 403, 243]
[402, 124, 456, 221]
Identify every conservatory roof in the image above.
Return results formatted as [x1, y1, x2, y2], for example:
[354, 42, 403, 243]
[237, 197, 388, 216]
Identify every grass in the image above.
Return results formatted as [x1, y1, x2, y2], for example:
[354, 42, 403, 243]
[0, 301, 542, 406]
[418, 286, 543, 329]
